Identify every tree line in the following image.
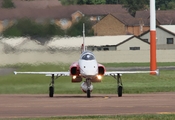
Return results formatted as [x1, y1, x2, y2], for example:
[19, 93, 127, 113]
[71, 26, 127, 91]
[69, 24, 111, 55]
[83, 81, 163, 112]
[61, 0, 175, 16]
[2, 17, 94, 38]
[61, 0, 175, 10]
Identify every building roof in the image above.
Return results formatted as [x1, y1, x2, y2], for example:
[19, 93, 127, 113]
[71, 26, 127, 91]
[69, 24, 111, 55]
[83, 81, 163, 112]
[139, 25, 175, 37]
[111, 13, 141, 26]
[160, 25, 175, 34]
[135, 10, 175, 25]
[0, 7, 73, 20]
[47, 35, 134, 48]
[0, 4, 128, 20]
[116, 36, 149, 46]
[13, 0, 62, 9]
[1, 37, 28, 47]
[0, 37, 46, 50]
[135, 10, 150, 19]
[93, 13, 150, 29]
[0, 0, 62, 9]
[77, 4, 127, 16]
[156, 10, 175, 25]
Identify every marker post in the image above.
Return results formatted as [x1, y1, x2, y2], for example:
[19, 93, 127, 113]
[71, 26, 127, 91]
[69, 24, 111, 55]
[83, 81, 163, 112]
[150, 0, 157, 74]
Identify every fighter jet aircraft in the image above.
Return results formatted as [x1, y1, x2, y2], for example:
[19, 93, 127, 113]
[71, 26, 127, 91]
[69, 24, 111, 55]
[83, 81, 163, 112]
[14, 24, 159, 98]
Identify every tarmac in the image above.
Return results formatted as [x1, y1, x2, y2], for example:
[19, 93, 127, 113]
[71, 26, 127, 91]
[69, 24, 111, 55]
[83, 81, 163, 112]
[0, 93, 175, 119]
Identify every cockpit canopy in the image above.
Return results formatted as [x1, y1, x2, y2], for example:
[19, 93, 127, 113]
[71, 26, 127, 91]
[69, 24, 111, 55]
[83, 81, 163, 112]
[81, 51, 95, 60]
[82, 54, 95, 60]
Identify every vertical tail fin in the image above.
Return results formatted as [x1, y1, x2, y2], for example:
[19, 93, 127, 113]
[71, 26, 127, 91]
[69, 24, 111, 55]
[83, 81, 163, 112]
[81, 23, 85, 53]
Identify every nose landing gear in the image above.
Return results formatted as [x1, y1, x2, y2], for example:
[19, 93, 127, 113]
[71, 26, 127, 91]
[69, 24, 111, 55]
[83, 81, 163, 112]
[81, 78, 93, 98]
[86, 78, 91, 98]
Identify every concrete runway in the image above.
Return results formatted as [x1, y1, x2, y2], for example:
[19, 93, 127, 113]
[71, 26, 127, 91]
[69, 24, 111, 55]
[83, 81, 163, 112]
[0, 93, 175, 119]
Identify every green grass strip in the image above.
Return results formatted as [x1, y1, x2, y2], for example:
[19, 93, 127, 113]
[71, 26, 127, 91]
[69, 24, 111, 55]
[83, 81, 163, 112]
[0, 62, 175, 94]
[9, 114, 175, 120]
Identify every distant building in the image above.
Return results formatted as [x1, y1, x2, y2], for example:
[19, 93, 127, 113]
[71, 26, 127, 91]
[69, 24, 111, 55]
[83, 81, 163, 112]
[0, 35, 150, 52]
[92, 13, 150, 36]
[47, 35, 150, 51]
[139, 25, 175, 49]
[0, 4, 127, 33]
[0, 37, 47, 53]
[93, 10, 175, 36]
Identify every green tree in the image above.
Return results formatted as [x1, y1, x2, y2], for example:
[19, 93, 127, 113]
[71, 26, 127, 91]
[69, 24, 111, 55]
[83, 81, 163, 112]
[61, 0, 106, 5]
[2, 18, 65, 37]
[66, 17, 94, 36]
[60, 0, 78, 5]
[15, 19, 35, 36]
[1, 0, 15, 8]
[122, 0, 149, 16]
[44, 24, 65, 37]
[156, 0, 175, 10]
[82, 0, 106, 4]
[106, 0, 122, 4]
[60, 0, 175, 10]
[167, 1, 175, 9]
[2, 26, 22, 37]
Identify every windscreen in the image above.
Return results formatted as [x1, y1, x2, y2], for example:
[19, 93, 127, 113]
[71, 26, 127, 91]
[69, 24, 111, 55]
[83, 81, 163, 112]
[81, 54, 95, 60]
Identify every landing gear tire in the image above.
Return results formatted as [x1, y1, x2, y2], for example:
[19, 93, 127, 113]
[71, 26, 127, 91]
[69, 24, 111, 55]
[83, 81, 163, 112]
[87, 89, 91, 98]
[118, 86, 122, 97]
[49, 86, 54, 97]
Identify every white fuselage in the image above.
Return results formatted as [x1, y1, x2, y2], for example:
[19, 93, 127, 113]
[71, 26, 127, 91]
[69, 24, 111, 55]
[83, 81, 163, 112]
[78, 51, 98, 78]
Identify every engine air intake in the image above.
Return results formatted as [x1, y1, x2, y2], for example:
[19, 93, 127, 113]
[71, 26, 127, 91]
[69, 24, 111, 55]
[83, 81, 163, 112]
[98, 66, 105, 75]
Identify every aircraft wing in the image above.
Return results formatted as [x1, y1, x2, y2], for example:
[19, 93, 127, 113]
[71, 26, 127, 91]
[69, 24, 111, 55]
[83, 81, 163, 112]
[105, 69, 159, 76]
[14, 71, 70, 76]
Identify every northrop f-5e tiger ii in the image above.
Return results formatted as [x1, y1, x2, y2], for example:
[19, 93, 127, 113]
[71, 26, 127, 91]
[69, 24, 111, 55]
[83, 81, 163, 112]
[14, 24, 159, 98]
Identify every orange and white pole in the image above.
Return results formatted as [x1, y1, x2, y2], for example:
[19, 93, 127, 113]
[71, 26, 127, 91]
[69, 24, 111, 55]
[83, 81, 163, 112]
[150, 0, 157, 74]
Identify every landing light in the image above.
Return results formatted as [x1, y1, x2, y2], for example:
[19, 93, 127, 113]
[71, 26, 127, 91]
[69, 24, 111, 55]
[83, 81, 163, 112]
[73, 76, 77, 79]
[97, 75, 102, 80]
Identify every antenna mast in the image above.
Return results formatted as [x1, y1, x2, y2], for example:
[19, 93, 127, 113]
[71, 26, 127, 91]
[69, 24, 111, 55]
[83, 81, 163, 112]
[83, 23, 85, 52]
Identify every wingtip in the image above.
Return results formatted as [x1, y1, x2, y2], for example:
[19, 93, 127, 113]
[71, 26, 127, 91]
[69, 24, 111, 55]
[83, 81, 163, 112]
[14, 71, 17, 75]
[155, 69, 159, 75]
[150, 69, 159, 75]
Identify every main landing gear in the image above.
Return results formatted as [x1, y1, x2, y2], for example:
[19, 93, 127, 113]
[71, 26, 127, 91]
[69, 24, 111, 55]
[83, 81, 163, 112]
[111, 73, 123, 97]
[49, 74, 60, 97]
[49, 74, 54, 97]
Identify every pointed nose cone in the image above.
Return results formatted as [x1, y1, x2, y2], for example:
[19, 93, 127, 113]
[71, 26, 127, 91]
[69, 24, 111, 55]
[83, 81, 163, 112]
[83, 65, 98, 76]
[79, 60, 98, 76]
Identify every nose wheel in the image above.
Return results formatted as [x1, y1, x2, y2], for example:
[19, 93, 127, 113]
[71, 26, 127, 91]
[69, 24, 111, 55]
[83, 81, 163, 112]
[86, 78, 91, 98]
[87, 89, 91, 98]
